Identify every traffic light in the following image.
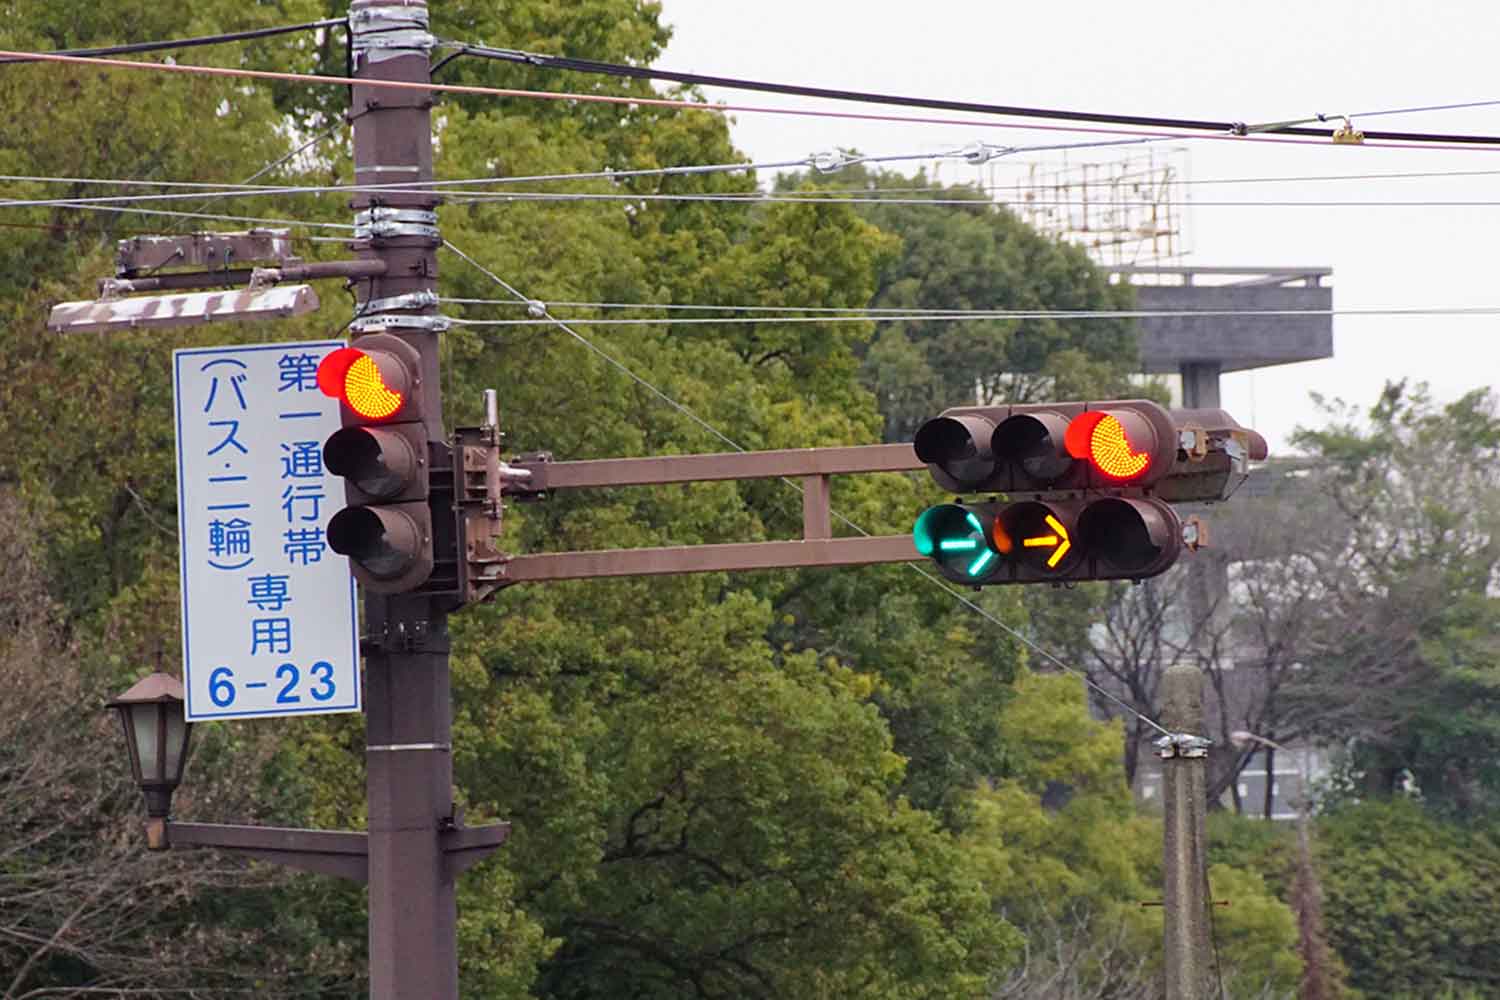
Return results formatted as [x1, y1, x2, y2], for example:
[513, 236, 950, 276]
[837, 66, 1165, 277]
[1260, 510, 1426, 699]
[317, 335, 434, 593]
[912, 399, 1203, 586]
[914, 400, 1179, 494]
[913, 496, 1182, 585]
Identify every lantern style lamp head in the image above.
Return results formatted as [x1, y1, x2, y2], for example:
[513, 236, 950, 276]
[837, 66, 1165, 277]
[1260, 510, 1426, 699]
[107, 672, 193, 849]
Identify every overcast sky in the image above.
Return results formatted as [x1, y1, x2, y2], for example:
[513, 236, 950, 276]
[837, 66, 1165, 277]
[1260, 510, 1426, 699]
[654, 0, 1500, 453]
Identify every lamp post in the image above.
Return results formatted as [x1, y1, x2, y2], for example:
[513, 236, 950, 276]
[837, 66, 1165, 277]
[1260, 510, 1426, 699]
[107, 672, 193, 850]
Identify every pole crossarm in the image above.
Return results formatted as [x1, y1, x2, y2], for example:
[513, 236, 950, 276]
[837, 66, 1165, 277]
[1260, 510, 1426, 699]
[442, 821, 511, 880]
[165, 821, 371, 882]
[495, 443, 925, 582]
[161, 819, 513, 885]
[512, 442, 923, 490]
[501, 535, 918, 582]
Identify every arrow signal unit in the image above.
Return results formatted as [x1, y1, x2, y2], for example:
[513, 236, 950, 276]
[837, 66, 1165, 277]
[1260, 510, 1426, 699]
[913, 497, 1182, 586]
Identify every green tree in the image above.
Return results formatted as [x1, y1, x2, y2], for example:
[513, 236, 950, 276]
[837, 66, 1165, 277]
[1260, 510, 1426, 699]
[969, 671, 1301, 998]
[1319, 799, 1500, 998]
[779, 167, 1140, 442]
[1284, 382, 1500, 813]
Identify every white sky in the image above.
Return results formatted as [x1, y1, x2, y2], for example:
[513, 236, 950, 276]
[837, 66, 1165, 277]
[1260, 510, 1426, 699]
[655, 0, 1500, 453]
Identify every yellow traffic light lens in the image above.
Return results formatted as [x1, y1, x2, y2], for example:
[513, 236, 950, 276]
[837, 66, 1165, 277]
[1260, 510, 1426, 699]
[343, 354, 404, 420]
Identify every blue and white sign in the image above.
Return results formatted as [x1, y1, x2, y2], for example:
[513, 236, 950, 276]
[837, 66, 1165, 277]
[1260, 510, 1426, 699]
[173, 341, 360, 722]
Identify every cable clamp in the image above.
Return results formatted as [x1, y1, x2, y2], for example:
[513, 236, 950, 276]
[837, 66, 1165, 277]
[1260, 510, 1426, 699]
[350, 3, 429, 33]
[525, 299, 547, 318]
[350, 313, 452, 334]
[354, 207, 441, 242]
[356, 220, 441, 240]
[809, 149, 860, 173]
[354, 28, 437, 58]
[954, 141, 1012, 164]
[363, 289, 439, 313]
[1154, 732, 1211, 759]
[356, 207, 438, 226]
[1331, 115, 1365, 145]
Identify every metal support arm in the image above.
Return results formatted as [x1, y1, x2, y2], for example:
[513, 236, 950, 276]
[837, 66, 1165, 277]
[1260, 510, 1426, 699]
[161, 820, 371, 882]
[154, 818, 511, 885]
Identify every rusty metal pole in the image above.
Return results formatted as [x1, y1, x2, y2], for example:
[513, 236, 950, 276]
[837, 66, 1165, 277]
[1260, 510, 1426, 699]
[348, 3, 455, 996]
[1159, 664, 1214, 1000]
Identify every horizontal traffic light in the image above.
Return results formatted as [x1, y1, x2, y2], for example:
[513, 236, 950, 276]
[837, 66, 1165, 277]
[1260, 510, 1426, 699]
[914, 400, 1179, 494]
[913, 496, 1182, 585]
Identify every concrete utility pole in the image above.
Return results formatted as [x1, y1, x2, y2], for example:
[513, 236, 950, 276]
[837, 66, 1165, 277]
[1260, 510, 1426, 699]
[1159, 663, 1214, 1000]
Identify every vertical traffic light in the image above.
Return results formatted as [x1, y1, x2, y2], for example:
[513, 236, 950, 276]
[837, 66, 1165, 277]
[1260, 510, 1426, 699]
[318, 334, 434, 593]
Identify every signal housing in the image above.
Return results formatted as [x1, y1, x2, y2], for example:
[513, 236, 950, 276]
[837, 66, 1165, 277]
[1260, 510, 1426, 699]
[915, 399, 1178, 495]
[318, 333, 435, 594]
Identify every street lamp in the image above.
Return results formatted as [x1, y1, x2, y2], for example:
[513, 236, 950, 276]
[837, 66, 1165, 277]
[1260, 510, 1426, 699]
[107, 672, 193, 850]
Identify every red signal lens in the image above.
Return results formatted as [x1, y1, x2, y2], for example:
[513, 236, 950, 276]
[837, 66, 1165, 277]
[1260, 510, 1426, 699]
[1066, 411, 1151, 481]
[317, 347, 406, 420]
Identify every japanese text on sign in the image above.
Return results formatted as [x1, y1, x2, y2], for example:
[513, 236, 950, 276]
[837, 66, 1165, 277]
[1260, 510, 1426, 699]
[174, 342, 360, 721]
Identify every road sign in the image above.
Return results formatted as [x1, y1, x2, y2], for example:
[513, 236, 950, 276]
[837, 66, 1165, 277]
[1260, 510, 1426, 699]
[173, 341, 360, 722]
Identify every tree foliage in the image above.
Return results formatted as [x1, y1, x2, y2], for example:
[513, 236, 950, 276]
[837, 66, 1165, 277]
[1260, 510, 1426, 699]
[0, 0, 1356, 996]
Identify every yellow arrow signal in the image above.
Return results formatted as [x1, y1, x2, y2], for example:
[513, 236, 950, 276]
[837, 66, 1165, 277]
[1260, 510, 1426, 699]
[1022, 513, 1072, 568]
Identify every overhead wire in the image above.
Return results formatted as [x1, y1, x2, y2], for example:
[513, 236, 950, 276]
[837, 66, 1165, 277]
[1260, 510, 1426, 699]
[763, 165, 1500, 198]
[0, 198, 354, 236]
[433, 41, 1500, 146]
[450, 191, 1500, 208]
[0, 18, 346, 65]
[17, 162, 1500, 197]
[441, 237, 1174, 739]
[4, 47, 1499, 154]
[22, 164, 1500, 213]
[446, 306, 1500, 324]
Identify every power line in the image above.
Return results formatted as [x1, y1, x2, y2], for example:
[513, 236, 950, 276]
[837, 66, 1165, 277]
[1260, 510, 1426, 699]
[0, 198, 354, 234]
[0, 134, 1171, 209]
[441, 237, 1173, 738]
[447, 306, 1500, 325]
[774, 165, 1500, 198]
[5, 47, 1498, 154]
[16, 162, 1500, 198]
[450, 190, 1500, 209]
[0, 157, 817, 208]
[435, 42, 1500, 147]
[0, 18, 346, 65]
[22, 178, 1500, 213]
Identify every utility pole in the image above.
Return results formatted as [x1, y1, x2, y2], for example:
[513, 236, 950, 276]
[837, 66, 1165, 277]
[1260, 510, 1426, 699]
[347, 2, 460, 995]
[1158, 663, 1214, 1000]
